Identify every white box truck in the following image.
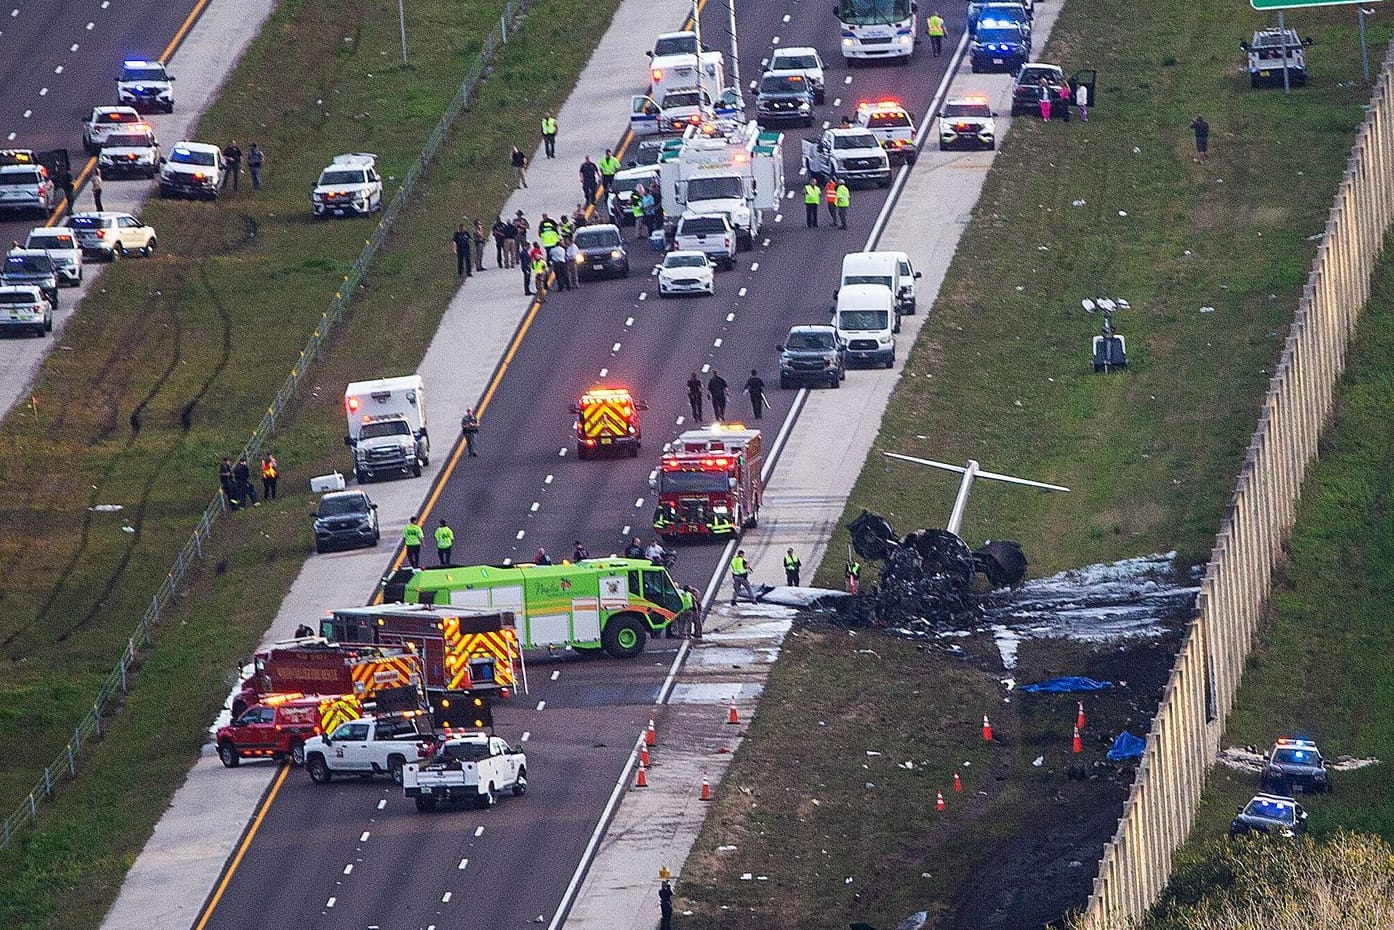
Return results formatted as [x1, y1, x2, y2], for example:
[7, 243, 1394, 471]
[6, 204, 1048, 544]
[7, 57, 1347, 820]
[343, 375, 430, 484]
[658, 122, 783, 250]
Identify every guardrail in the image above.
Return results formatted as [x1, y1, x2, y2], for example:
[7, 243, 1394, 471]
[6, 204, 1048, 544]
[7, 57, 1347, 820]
[0, 0, 533, 851]
[1081, 36, 1394, 927]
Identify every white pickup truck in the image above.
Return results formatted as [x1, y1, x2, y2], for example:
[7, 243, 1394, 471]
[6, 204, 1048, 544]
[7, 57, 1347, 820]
[801, 127, 891, 187]
[303, 715, 439, 786]
[403, 733, 528, 811]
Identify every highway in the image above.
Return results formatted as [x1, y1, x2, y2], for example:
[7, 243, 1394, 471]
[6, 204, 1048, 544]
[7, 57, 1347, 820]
[198, 1, 971, 927]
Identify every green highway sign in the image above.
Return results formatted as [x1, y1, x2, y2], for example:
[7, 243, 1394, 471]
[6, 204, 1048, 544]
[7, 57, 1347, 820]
[1251, 0, 1372, 8]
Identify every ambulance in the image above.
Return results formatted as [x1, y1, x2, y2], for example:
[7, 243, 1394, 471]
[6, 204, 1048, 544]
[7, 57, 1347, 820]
[657, 121, 783, 250]
[343, 375, 430, 483]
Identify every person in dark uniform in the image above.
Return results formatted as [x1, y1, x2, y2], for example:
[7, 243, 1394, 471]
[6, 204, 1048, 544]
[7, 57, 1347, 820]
[686, 372, 704, 421]
[222, 139, 242, 191]
[453, 223, 474, 277]
[55, 163, 75, 214]
[624, 537, 645, 559]
[460, 408, 480, 456]
[233, 455, 257, 506]
[579, 156, 600, 204]
[218, 457, 239, 509]
[659, 879, 673, 930]
[707, 371, 729, 421]
[744, 369, 766, 419]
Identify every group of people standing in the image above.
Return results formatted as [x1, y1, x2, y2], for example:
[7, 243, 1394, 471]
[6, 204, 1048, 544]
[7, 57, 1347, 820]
[218, 453, 278, 510]
[1036, 79, 1089, 122]
[686, 370, 768, 422]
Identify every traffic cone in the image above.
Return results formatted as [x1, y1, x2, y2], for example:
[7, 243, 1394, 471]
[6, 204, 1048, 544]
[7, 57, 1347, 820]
[699, 775, 712, 801]
[1076, 701, 1086, 730]
[635, 763, 649, 788]
[953, 771, 962, 793]
[982, 714, 993, 742]
[646, 719, 657, 747]
[640, 744, 650, 768]
[936, 790, 946, 812]
[727, 701, 739, 725]
[1072, 725, 1083, 754]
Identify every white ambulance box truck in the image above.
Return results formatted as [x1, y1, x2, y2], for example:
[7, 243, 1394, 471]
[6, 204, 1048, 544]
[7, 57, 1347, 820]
[343, 375, 430, 484]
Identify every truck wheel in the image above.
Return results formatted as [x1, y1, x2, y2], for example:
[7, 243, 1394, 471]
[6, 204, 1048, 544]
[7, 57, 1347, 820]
[289, 741, 306, 766]
[217, 742, 240, 768]
[388, 755, 405, 786]
[307, 755, 332, 784]
[513, 770, 528, 796]
[478, 784, 497, 809]
[414, 796, 437, 812]
[602, 613, 647, 659]
[412, 461, 423, 478]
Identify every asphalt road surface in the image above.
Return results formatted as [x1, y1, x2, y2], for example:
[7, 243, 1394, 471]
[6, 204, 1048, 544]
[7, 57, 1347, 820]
[0, 0, 200, 246]
[199, 1, 971, 927]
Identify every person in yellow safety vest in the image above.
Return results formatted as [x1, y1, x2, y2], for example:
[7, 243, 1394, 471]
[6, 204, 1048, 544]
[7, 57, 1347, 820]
[538, 213, 560, 249]
[824, 177, 838, 225]
[541, 112, 558, 159]
[834, 181, 850, 230]
[531, 250, 549, 302]
[435, 519, 455, 567]
[631, 185, 647, 236]
[403, 515, 425, 569]
[729, 549, 755, 605]
[599, 149, 621, 198]
[260, 452, 279, 501]
[804, 181, 820, 228]
[783, 548, 802, 586]
[926, 11, 946, 57]
[845, 557, 861, 594]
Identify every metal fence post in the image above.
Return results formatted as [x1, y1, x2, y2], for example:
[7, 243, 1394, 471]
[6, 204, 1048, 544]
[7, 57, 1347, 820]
[43, 768, 52, 799]
[67, 745, 75, 777]
[92, 708, 101, 738]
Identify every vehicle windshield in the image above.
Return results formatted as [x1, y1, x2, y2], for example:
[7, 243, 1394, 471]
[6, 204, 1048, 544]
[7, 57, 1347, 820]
[785, 332, 835, 351]
[439, 740, 491, 762]
[653, 34, 697, 56]
[833, 132, 880, 150]
[839, 310, 890, 330]
[659, 471, 730, 493]
[1273, 748, 1320, 765]
[774, 53, 819, 70]
[359, 419, 411, 440]
[641, 568, 684, 612]
[318, 495, 368, 517]
[686, 176, 743, 201]
[1244, 798, 1294, 822]
[836, 0, 912, 25]
[1018, 66, 1063, 86]
[944, 102, 993, 118]
[169, 148, 216, 166]
[844, 274, 893, 288]
[575, 227, 622, 249]
[759, 74, 806, 94]
[68, 216, 105, 230]
[320, 169, 366, 186]
[976, 27, 1023, 43]
[864, 111, 911, 129]
[0, 170, 40, 186]
[104, 133, 154, 148]
[4, 255, 53, 273]
[120, 66, 167, 81]
[664, 91, 702, 109]
[665, 253, 709, 269]
[1253, 32, 1299, 48]
[27, 232, 77, 250]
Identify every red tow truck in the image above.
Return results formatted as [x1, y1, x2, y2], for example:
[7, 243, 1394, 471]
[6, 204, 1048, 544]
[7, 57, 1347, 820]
[652, 424, 763, 539]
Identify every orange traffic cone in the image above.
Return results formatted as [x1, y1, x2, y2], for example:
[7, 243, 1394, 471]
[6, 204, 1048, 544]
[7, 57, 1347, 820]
[936, 790, 946, 812]
[953, 771, 962, 793]
[727, 701, 739, 725]
[982, 714, 993, 742]
[699, 775, 712, 801]
[640, 744, 650, 768]
[1072, 725, 1083, 754]
[635, 763, 649, 788]
[1076, 701, 1086, 730]
[646, 719, 657, 747]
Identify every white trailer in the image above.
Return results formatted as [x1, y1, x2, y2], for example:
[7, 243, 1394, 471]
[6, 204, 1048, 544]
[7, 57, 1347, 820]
[657, 122, 783, 250]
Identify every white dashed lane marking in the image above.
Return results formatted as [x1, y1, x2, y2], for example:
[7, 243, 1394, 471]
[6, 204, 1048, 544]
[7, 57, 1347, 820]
[458, 858, 469, 869]
[515, 529, 526, 539]
[343, 864, 353, 875]
[714, 338, 723, 347]
[522, 731, 531, 741]
[624, 316, 634, 326]
[39, 88, 47, 96]
[611, 342, 621, 352]
[599, 367, 608, 376]
[701, 363, 711, 373]
[782, 13, 791, 21]
[844, 75, 853, 84]
[529, 501, 540, 512]
[69, 43, 78, 52]
[725, 312, 735, 322]
[750, 262, 760, 271]
[361, 830, 371, 840]
[544, 474, 553, 484]
[634, 497, 645, 508]
[326, 898, 337, 909]
[86, 21, 94, 29]
[737, 288, 747, 298]
[54, 65, 62, 73]
[442, 892, 453, 904]
[22, 109, 30, 118]
[833, 97, 842, 107]
[474, 826, 486, 837]
[536, 700, 546, 710]
[550, 670, 561, 681]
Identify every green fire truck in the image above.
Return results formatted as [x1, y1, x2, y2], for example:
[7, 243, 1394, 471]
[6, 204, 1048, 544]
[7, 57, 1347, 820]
[380, 559, 693, 659]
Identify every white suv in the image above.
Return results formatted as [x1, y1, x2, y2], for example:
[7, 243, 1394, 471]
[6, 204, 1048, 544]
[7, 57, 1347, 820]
[0, 285, 52, 336]
[24, 227, 83, 287]
[98, 124, 160, 179]
[673, 213, 736, 271]
[116, 59, 175, 113]
[66, 212, 157, 260]
[312, 153, 383, 218]
[159, 142, 225, 199]
[768, 47, 826, 104]
[82, 106, 144, 154]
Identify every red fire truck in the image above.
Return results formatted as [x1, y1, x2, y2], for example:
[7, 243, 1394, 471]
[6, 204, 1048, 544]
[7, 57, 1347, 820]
[652, 424, 763, 539]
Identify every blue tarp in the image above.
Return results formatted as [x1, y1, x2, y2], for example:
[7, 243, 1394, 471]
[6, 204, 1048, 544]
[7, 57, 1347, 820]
[1107, 731, 1146, 761]
[1018, 676, 1114, 694]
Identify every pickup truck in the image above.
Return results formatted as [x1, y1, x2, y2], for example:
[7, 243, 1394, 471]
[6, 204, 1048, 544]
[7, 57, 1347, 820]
[801, 127, 891, 187]
[303, 715, 439, 786]
[403, 733, 528, 811]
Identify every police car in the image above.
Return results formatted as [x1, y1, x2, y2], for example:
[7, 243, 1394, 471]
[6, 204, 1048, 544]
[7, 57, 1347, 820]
[83, 106, 143, 154]
[98, 123, 160, 179]
[938, 96, 996, 151]
[853, 100, 918, 165]
[159, 141, 226, 199]
[1242, 28, 1312, 89]
[116, 59, 175, 113]
[312, 153, 383, 218]
[1229, 793, 1308, 838]
[1260, 737, 1330, 794]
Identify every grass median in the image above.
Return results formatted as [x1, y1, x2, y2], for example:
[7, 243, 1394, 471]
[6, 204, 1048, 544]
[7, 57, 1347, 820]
[1148, 235, 1394, 924]
[683, 0, 1391, 927]
[0, 0, 623, 926]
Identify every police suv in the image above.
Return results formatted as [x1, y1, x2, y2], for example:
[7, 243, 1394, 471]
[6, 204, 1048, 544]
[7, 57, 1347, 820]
[1242, 28, 1312, 88]
[83, 106, 144, 153]
[938, 96, 996, 151]
[98, 124, 160, 179]
[1259, 737, 1330, 794]
[853, 99, 918, 165]
[159, 141, 225, 199]
[312, 153, 383, 218]
[116, 59, 175, 113]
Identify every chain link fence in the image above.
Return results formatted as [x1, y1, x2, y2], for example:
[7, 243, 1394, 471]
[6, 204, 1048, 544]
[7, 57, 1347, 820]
[0, 0, 532, 851]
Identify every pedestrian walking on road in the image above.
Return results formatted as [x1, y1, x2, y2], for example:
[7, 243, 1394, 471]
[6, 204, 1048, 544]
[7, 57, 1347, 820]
[803, 180, 819, 228]
[580, 156, 600, 203]
[403, 516, 425, 569]
[493, 216, 512, 268]
[222, 140, 242, 191]
[1190, 115, 1209, 163]
[247, 143, 265, 189]
[460, 407, 480, 457]
[926, 11, 946, 56]
[260, 452, 279, 501]
[473, 219, 488, 270]
[435, 520, 455, 566]
[824, 177, 838, 226]
[659, 880, 674, 930]
[744, 369, 766, 419]
[92, 168, 104, 212]
[541, 112, 558, 158]
[625, 537, 645, 559]
[218, 456, 239, 509]
[572, 539, 590, 562]
[687, 372, 705, 421]
[1075, 82, 1089, 122]
[599, 148, 621, 196]
[834, 180, 850, 230]
[452, 223, 473, 277]
[708, 370, 729, 421]
[784, 547, 802, 586]
[511, 144, 529, 188]
[730, 549, 756, 605]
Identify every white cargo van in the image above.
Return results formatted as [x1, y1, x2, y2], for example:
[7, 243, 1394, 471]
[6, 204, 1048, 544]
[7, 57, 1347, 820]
[840, 251, 923, 324]
[833, 284, 896, 368]
[343, 375, 430, 484]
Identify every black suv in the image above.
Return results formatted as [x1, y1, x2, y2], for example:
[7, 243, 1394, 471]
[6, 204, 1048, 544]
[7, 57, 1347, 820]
[572, 224, 629, 279]
[778, 324, 845, 389]
[756, 70, 814, 128]
[312, 490, 380, 554]
[1260, 738, 1330, 794]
